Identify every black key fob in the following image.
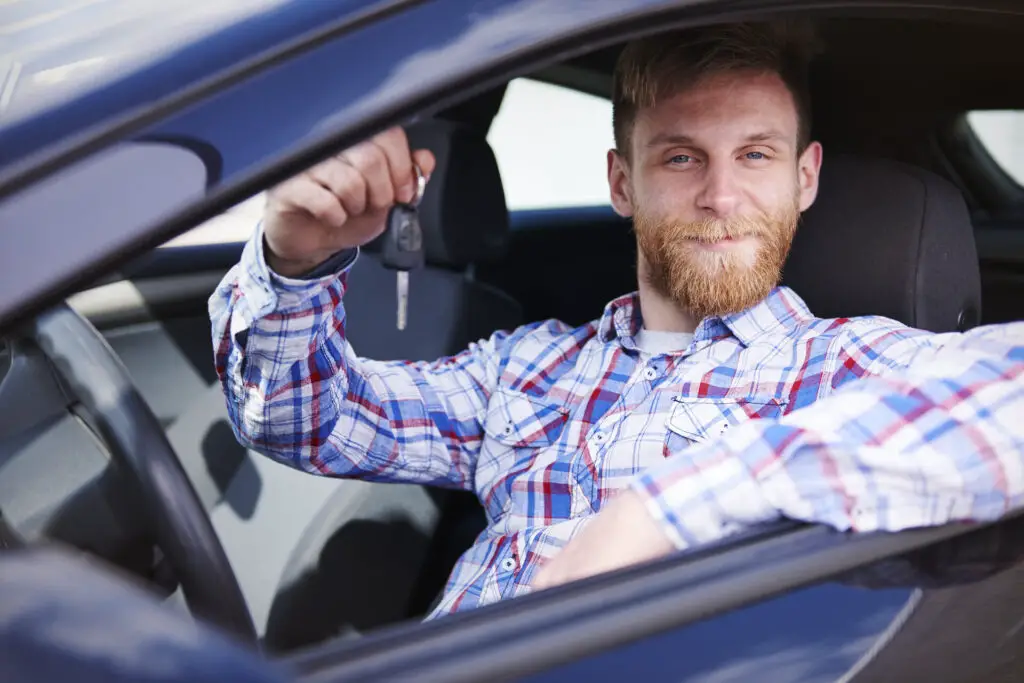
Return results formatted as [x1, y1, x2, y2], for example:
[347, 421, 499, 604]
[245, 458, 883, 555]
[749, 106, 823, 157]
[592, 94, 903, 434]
[381, 204, 424, 271]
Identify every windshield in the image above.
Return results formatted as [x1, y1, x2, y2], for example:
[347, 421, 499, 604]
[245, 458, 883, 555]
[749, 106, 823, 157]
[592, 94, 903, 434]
[0, 0, 290, 125]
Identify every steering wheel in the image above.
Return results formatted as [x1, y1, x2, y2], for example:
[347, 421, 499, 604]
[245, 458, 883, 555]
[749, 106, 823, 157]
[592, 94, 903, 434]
[23, 302, 257, 646]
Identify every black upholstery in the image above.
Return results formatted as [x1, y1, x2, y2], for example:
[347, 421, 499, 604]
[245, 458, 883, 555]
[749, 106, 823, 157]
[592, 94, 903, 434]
[345, 256, 520, 361]
[364, 119, 509, 269]
[346, 119, 521, 361]
[782, 155, 982, 332]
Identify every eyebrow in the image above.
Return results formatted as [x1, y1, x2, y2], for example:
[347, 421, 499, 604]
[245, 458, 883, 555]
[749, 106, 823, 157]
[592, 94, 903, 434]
[645, 130, 791, 148]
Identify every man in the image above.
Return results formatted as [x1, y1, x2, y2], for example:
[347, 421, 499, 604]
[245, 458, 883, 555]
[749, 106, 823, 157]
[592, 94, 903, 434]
[210, 22, 1023, 617]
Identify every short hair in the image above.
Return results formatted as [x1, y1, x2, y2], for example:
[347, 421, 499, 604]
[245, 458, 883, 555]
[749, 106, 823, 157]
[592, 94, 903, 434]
[612, 21, 820, 157]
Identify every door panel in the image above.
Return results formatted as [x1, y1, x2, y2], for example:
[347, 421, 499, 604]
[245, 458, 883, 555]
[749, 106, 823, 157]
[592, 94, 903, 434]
[522, 583, 919, 683]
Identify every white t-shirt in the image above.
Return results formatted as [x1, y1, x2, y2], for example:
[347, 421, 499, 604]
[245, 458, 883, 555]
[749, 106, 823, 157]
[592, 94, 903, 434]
[634, 328, 694, 355]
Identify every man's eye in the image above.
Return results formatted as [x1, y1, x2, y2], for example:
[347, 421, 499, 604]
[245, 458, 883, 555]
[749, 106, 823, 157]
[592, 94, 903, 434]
[669, 154, 693, 165]
[745, 151, 767, 160]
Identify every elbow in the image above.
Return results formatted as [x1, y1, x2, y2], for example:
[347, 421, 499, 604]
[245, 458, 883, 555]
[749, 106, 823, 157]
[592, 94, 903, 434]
[228, 387, 343, 476]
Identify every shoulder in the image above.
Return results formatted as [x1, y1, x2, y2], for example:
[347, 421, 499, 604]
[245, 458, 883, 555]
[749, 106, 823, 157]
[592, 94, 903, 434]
[798, 314, 944, 375]
[469, 308, 596, 349]
[484, 317, 602, 393]
[498, 317, 601, 360]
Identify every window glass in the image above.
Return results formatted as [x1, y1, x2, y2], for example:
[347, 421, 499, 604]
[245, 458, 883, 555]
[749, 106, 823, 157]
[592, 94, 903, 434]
[488, 78, 615, 210]
[966, 110, 1024, 184]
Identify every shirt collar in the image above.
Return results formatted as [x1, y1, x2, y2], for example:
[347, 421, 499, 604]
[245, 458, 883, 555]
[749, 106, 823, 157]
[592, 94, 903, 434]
[597, 286, 815, 350]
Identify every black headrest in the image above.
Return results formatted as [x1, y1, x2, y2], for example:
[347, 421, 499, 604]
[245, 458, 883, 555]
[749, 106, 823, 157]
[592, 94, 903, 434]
[365, 119, 509, 268]
[782, 156, 981, 332]
[438, 84, 508, 129]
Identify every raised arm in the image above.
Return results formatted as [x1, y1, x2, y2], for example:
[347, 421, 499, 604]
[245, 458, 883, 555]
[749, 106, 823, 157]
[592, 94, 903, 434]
[209, 127, 500, 489]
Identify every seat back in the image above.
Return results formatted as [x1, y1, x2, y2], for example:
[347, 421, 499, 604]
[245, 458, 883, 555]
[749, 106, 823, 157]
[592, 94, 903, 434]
[345, 119, 519, 359]
[782, 155, 982, 332]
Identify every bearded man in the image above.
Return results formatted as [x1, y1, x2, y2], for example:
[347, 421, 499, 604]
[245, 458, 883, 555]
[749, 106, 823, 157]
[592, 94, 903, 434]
[210, 22, 1024, 617]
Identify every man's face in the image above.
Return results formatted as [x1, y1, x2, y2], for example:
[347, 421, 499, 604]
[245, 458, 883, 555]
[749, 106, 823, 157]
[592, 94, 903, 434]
[608, 69, 822, 320]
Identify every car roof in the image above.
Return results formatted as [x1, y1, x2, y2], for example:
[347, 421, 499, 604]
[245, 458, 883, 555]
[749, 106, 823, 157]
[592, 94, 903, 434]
[0, 0, 379, 167]
[2, 1, 286, 125]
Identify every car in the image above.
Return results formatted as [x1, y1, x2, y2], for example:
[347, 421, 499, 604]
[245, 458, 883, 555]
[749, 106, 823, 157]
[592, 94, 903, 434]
[1, 0, 1023, 681]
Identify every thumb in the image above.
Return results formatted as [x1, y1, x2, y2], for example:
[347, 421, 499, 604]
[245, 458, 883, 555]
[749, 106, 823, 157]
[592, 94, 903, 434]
[413, 149, 437, 184]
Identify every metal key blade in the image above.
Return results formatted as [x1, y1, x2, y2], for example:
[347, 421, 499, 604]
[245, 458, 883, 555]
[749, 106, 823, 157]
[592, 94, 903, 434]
[396, 271, 409, 330]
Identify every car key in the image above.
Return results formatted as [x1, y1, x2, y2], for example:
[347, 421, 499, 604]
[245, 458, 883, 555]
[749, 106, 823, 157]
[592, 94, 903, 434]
[381, 163, 426, 330]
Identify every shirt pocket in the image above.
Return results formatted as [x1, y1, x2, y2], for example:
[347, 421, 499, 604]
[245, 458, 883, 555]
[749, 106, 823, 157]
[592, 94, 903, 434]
[476, 387, 571, 527]
[665, 395, 788, 448]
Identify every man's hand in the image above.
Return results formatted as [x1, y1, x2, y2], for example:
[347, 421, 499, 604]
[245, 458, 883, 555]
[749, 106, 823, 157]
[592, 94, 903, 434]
[263, 126, 436, 277]
[530, 489, 675, 591]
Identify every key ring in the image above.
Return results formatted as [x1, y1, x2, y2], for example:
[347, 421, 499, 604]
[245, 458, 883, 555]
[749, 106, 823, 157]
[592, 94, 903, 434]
[410, 162, 426, 208]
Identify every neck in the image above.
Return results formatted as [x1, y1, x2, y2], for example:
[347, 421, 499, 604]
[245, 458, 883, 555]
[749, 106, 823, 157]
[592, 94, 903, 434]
[636, 256, 699, 333]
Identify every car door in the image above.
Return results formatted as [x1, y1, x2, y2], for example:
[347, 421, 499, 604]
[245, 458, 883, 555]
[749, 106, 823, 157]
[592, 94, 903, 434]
[2, 1, 1024, 683]
[283, 512, 1024, 683]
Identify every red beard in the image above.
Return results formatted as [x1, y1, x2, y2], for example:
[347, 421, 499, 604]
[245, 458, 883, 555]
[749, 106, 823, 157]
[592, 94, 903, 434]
[634, 202, 799, 320]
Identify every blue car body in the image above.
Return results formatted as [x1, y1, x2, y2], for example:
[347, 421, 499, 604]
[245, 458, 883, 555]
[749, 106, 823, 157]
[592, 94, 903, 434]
[0, 1, 1022, 682]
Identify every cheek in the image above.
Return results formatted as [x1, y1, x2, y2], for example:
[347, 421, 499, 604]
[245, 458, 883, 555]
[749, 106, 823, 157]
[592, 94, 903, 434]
[635, 173, 698, 217]
[770, 169, 798, 210]
[748, 169, 801, 213]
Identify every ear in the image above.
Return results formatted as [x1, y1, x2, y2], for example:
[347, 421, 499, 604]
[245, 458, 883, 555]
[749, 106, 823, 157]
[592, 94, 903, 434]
[797, 141, 823, 212]
[608, 149, 635, 217]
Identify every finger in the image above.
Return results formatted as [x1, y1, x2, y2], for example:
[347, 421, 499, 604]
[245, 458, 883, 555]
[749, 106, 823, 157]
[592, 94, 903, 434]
[373, 127, 417, 204]
[308, 158, 368, 217]
[412, 148, 437, 183]
[271, 176, 347, 227]
[340, 142, 394, 211]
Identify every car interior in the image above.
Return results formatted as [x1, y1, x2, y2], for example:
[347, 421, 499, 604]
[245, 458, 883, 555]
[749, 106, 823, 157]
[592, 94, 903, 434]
[1, 12, 1023, 662]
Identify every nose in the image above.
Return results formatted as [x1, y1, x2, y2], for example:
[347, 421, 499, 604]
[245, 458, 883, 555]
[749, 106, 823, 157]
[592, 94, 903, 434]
[695, 160, 740, 217]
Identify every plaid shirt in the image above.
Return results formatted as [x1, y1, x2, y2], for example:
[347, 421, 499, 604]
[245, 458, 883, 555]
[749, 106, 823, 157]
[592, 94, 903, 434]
[211, 228, 1023, 618]
[633, 320, 1024, 549]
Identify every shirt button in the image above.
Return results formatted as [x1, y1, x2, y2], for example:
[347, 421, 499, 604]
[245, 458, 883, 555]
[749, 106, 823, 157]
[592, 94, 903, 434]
[500, 557, 517, 571]
[503, 423, 514, 436]
[593, 432, 607, 444]
[643, 367, 658, 380]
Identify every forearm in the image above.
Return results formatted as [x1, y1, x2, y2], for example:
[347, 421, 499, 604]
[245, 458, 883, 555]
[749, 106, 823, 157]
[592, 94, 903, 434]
[633, 322, 1024, 550]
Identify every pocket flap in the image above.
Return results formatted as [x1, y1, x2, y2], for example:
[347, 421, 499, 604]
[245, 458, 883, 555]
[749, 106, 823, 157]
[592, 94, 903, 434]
[666, 396, 787, 444]
[484, 387, 570, 446]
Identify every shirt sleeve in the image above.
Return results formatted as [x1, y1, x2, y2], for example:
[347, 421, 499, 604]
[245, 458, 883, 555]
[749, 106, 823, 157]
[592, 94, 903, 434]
[207, 224, 506, 489]
[631, 322, 1024, 550]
